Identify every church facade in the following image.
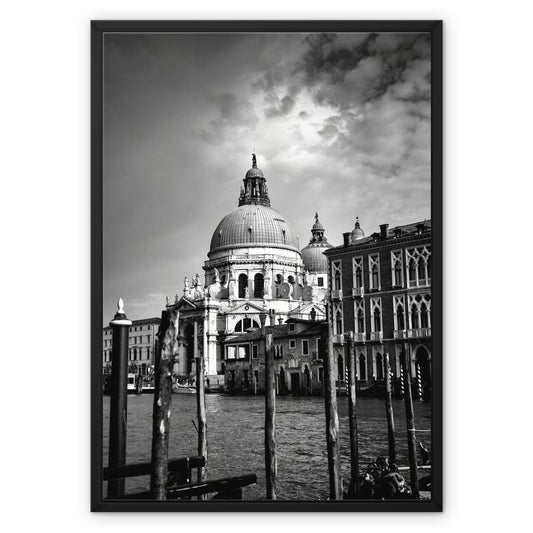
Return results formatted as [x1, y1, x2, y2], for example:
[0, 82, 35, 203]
[167, 156, 332, 386]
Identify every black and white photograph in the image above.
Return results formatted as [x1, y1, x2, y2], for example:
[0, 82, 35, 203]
[92, 20, 442, 511]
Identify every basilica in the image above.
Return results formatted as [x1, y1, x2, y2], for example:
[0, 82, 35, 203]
[168, 155, 332, 385]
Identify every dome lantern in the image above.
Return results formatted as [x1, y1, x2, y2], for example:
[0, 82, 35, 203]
[239, 153, 270, 207]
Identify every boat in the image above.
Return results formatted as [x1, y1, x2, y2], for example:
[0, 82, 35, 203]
[140, 376, 155, 394]
[127, 373, 138, 394]
[173, 383, 196, 394]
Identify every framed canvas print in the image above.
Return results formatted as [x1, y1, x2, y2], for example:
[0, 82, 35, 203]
[91, 20, 442, 512]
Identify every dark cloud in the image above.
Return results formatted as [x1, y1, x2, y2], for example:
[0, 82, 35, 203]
[301, 33, 431, 108]
[264, 95, 296, 118]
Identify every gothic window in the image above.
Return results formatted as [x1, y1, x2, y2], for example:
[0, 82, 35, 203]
[355, 300, 365, 333]
[369, 254, 380, 290]
[374, 308, 381, 332]
[392, 250, 403, 286]
[336, 312, 343, 335]
[411, 303, 419, 329]
[375, 352, 384, 380]
[254, 273, 264, 298]
[370, 298, 382, 332]
[397, 305, 405, 330]
[359, 353, 367, 380]
[421, 303, 429, 328]
[393, 295, 406, 331]
[409, 258, 417, 285]
[238, 273, 248, 298]
[406, 246, 431, 287]
[332, 261, 342, 290]
[353, 257, 363, 288]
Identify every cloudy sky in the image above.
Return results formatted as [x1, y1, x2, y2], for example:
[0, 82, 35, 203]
[103, 32, 431, 324]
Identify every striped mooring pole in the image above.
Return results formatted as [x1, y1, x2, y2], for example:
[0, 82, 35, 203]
[416, 362, 423, 400]
[399, 364, 405, 398]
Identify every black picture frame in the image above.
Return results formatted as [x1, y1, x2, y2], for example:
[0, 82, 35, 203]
[91, 19, 442, 512]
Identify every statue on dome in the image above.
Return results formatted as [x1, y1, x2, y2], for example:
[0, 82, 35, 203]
[166, 296, 170, 306]
[252, 153, 257, 167]
[213, 267, 220, 283]
[183, 276, 189, 295]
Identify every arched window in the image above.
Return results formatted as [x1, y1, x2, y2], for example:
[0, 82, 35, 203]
[395, 262, 403, 285]
[420, 303, 429, 328]
[418, 260, 426, 283]
[373, 308, 381, 332]
[411, 304, 419, 329]
[397, 305, 405, 330]
[334, 271, 341, 290]
[371, 264, 379, 289]
[238, 274, 248, 298]
[335, 312, 343, 335]
[376, 353, 384, 380]
[337, 355, 344, 381]
[254, 273, 264, 298]
[234, 318, 259, 333]
[409, 258, 417, 283]
[357, 309, 365, 333]
[359, 353, 367, 380]
[355, 267, 362, 288]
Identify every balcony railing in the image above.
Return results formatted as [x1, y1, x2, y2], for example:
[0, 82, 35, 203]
[332, 334, 345, 344]
[370, 331, 383, 341]
[408, 278, 431, 288]
[407, 328, 431, 338]
[352, 287, 364, 297]
[394, 330, 408, 339]
[330, 289, 343, 300]
[353, 332, 365, 342]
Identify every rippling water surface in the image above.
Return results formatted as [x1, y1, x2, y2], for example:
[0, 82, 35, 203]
[102, 394, 431, 500]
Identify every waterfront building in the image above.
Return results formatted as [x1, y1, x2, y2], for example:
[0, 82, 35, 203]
[323, 219, 432, 399]
[166, 156, 331, 388]
[102, 317, 161, 376]
[223, 318, 326, 395]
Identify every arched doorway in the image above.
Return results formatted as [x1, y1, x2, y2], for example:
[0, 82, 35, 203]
[279, 366, 287, 394]
[184, 322, 195, 375]
[415, 345, 431, 401]
[304, 365, 311, 395]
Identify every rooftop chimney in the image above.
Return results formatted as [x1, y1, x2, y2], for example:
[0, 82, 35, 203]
[380, 223, 389, 241]
[343, 232, 351, 246]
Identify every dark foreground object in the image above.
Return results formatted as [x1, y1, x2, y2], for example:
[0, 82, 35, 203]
[104, 455, 257, 500]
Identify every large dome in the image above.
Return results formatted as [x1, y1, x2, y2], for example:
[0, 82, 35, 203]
[209, 204, 299, 254]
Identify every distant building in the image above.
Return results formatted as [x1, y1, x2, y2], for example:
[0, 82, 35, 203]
[324, 219, 432, 399]
[103, 317, 161, 375]
[222, 317, 326, 395]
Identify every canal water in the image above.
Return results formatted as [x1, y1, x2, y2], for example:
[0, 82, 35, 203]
[102, 394, 431, 500]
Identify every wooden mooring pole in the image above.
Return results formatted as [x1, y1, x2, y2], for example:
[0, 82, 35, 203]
[346, 331, 359, 497]
[263, 312, 277, 500]
[195, 318, 208, 492]
[384, 353, 397, 466]
[322, 318, 342, 499]
[150, 309, 175, 500]
[401, 345, 420, 498]
[107, 298, 132, 499]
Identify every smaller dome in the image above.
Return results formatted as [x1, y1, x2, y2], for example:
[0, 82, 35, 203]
[301, 243, 332, 273]
[245, 167, 264, 179]
[351, 217, 365, 243]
